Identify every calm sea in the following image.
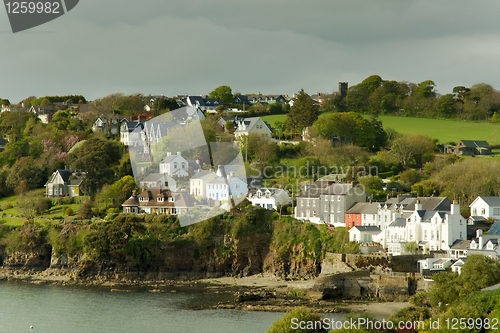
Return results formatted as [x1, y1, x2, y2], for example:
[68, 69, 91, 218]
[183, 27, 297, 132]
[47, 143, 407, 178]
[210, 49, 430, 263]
[0, 281, 344, 333]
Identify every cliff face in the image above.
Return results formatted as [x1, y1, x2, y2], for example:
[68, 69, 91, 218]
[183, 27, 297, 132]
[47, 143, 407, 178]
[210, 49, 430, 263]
[0, 232, 321, 282]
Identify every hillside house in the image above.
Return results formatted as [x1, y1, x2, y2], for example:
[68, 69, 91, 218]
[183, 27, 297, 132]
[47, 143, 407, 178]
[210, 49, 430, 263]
[447, 140, 491, 156]
[159, 152, 189, 177]
[247, 188, 291, 210]
[45, 170, 85, 197]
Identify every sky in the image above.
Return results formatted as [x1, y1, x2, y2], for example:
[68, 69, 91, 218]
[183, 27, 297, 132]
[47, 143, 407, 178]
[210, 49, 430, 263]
[0, 0, 499, 103]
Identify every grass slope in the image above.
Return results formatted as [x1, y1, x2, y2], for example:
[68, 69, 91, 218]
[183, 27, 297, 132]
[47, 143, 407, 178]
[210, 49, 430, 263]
[260, 113, 500, 144]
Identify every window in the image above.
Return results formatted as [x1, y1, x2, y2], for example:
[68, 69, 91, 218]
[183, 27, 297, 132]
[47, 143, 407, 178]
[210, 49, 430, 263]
[460, 231, 463, 239]
[436, 231, 439, 240]
[431, 231, 434, 240]
[494, 208, 500, 215]
[424, 230, 427, 240]
[482, 208, 486, 215]
[473, 208, 477, 215]
[174, 163, 178, 169]
[157, 197, 164, 202]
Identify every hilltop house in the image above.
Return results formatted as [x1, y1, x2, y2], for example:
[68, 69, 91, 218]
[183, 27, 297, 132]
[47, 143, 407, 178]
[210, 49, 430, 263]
[234, 95, 287, 105]
[206, 176, 248, 202]
[469, 196, 500, 220]
[45, 170, 85, 197]
[122, 189, 198, 215]
[447, 140, 491, 156]
[92, 116, 128, 135]
[247, 187, 291, 210]
[190, 170, 217, 199]
[218, 117, 273, 139]
[29, 105, 54, 124]
[139, 173, 177, 192]
[186, 96, 222, 113]
[120, 121, 144, 147]
[159, 152, 189, 177]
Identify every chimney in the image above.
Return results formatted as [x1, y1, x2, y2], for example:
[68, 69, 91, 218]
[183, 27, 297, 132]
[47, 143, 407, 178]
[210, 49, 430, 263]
[177, 151, 181, 156]
[167, 152, 171, 156]
[132, 189, 137, 197]
[451, 200, 460, 215]
[479, 235, 484, 250]
[415, 199, 422, 211]
[476, 229, 483, 238]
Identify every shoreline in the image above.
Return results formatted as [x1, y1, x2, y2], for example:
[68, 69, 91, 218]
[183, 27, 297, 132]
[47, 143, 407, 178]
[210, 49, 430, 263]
[0, 268, 409, 318]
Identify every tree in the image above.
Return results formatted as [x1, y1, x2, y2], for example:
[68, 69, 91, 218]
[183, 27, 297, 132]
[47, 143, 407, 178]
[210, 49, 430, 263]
[390, 134, 436, 168]
[89, 93, 123, 136]
[114, 94, 145, 114]
[224, 120, 235, 133]
[152, 96, 180, 117]
[67, 137, 121, 195]
[435, 94, 457, 117]
[209, 85, 233, 104]
[286, 89, 319, 133]
[267, 307, 328, 333]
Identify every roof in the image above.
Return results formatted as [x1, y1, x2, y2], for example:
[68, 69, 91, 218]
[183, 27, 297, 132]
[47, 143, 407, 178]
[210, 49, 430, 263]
[140, 173, 165, 183]
[351, 226, 381, 232]
[460, 140, 490, 148]
[190, 170, 216, 180]
[475, 196, 500, 207]
[346, 202, 379, 214]
[389, 217, 407, 228]
[234, 117, 272, 133]
[399, 197, 452, 212]
[450, 239, 471, 250]
[488, 221, 500, 235]
[122, 195, 139, 207]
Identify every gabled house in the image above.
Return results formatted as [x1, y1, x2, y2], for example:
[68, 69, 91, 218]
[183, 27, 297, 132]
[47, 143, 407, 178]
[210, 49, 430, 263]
[247, 187, 291, 210]
[190, 170, 217, 198]
[467, 229, 500, 258]
[186, 96, 222, 113]
[206, 176, 247, 202]
[345, 202, 379, 228]
[139, 173, 177, 192]
[348, 226, 381, 243]
[451, 257, 467, 274]
[123, 188, 199, 215]
[45, 170, 85, 197]
[469, 196, 500, 220]
[120, 121, 144, 147]
[159, 152, 189, 177]
[448, 239, 471, 259]
[92, 116, 128, 135]
[29, 105, 54, 124]
[234, 95, 287, 105]
[447, 140, 491, 156]
[233, 117, 273, 139]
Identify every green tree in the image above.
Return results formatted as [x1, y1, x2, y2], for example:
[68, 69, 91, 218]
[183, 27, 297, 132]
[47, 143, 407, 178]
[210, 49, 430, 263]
[435, 94, 457, 118]
[267, 307, 328, 333]
[287, 90, 319, 133]
[152, 96, 180, 117]
[390, 134, 436, 168]
[209, 85, 233, 104]
[67, 137, 121, 195]
[114, 94, 145, 114]
[224, 120, 235, 133]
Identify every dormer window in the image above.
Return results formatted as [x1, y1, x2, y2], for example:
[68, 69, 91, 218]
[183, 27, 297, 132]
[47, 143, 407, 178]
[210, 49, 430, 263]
[157, 197, 164, 202]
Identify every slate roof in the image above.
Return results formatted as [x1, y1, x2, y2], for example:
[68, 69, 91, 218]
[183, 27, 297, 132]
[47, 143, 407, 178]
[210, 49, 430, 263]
[389, 217, 407, 228]
[399, 197, 452, 212]
[140, 173, 165, 183]
[460, 140, 490, 148]
[477, 196, 500, 207]
[190, 170, 216, 180]
[351, 226, 381, 232]
[346, 202, 379, 214]
[488, 222, 500, 235]
[450, 239, 471, 250]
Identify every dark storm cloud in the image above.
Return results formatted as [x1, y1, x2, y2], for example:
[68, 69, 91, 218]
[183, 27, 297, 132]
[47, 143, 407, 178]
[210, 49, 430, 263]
[0, 0, 498, 102]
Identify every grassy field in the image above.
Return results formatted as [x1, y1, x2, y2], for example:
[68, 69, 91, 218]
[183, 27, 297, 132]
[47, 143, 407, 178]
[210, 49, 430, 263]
[261, 113, 500, 144]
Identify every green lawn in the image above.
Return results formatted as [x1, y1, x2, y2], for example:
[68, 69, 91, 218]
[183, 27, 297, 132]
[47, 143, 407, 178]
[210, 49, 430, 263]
[261, 113, 500, 144]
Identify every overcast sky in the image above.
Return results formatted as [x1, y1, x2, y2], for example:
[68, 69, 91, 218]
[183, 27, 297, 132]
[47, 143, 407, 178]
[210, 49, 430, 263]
[0, 0, 499, 103]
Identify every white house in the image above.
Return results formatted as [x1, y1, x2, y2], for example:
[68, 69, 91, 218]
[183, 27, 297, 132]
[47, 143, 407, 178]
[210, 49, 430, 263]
[469, 196, 500, 220]
[348, 226, 381, 243]
[139, 173, 177, 192]
[159, 152, 189, 177]
[233, 117, 273, 139]
[190, 170, 217, 199]
[247, 188, 291, 210]
[417, 258, 454, 274]
[467, 229, 500, 258]
[120, 121, 144, 147]
[374, 200, 467, 255]
[451, 257, 467, 274]
[206, 177, 248, 202]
